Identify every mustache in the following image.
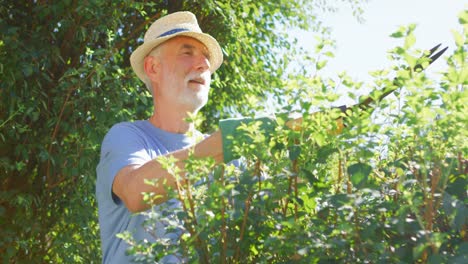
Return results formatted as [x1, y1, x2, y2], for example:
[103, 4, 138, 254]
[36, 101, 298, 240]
[187, 72, 210, 85]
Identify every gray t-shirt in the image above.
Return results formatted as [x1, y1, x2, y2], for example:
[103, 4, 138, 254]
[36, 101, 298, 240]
[96, 120, 199, 263]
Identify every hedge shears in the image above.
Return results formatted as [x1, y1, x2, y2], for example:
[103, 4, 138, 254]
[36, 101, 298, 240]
[287, 44, 449, 132]
[348, 43, 448, 112]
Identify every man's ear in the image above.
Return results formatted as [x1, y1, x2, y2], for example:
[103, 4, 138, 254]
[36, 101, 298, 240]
[143, 55, 159, 82]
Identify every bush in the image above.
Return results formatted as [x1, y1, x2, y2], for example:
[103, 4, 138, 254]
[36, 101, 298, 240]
[120, 12, 467, 263]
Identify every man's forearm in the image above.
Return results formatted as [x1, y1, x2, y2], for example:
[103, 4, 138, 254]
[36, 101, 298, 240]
[113, 131, 223, 213]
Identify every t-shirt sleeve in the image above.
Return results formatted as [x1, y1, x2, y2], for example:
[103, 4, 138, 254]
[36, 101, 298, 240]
[96, 122, 152, 205]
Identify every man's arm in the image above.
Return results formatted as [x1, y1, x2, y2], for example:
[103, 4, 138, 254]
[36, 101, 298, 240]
[113, 116, 311, 213]
[113, 131, 223, 213]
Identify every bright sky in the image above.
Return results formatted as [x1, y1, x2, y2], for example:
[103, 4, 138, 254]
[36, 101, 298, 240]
[295, 0, 466, 83]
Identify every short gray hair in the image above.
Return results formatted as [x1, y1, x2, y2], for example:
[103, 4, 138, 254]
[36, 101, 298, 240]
[143, 46, 163, 96]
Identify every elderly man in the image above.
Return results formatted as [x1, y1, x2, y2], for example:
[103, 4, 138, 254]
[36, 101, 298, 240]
[96, 11, 228, 263]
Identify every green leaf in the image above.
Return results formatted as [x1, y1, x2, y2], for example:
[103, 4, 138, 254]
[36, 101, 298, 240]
[347, 163, 372, 187]
[390, 26, 405, 38]
[289, 144, 301, 160]
[316, 60, 328, 70]
[404, 33, 416, 49]
[451, 29, 464, 47]
[458, 9, 468, 24]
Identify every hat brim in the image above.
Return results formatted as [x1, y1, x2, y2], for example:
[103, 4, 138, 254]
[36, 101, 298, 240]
[130, 32, 223, 82]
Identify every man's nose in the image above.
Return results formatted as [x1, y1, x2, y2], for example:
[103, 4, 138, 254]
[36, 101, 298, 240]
[195, 54, 210, 72]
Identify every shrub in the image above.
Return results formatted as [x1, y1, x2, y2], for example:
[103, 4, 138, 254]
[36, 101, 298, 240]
[120, 11, 467, 264]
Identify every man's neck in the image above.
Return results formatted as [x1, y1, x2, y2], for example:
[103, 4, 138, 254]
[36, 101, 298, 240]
[149, 109, 196, 134]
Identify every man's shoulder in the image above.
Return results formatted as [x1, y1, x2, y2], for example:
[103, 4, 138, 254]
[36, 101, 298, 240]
[106, 120, 149, 136]
[109, 120, 148, 130]
[100, 120, 151, 145]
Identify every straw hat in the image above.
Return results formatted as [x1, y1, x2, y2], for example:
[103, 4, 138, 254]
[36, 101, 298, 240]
[130, 11, 223, 83]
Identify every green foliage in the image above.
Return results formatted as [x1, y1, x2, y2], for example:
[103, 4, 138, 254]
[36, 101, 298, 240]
[0, 0, 351, 262]
[121, 10, 468, 264]
[1, 0, 465, 263]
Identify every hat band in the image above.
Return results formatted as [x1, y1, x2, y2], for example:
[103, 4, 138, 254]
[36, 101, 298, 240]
[158, 28, 190, 38]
